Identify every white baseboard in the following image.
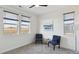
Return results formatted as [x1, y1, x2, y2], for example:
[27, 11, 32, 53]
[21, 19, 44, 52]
[1, 42, 33, 54]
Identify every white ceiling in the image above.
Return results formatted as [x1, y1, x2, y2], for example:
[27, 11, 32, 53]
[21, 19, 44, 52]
[7, 5, 73, 15]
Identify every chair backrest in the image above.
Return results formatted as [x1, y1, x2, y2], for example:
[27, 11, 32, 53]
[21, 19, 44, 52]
[52, 35, 61, 44]
[36, 34, 43, 39]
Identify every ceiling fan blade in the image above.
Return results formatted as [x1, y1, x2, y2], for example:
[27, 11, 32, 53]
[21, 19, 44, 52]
[29, 5, 35, 8]
[39, 5, 48, 7]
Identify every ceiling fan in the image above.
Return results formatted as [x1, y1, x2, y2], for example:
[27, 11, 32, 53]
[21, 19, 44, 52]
[19, 5, 48, 8]
[29, 5, 48, 8]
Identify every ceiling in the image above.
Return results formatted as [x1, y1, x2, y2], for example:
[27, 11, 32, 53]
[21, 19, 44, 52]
[7, 5, 74, 15]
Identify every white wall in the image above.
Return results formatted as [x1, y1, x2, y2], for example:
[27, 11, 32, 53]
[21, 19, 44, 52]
[0, 6, 38, 53]
[39, 6, 79, 51]
[40, 19, 53, 41]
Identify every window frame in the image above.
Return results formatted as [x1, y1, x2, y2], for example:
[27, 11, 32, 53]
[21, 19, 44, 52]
[20, 15, 30, 33]
[63, 11, 75, 34]
[3, 10, 19, 34]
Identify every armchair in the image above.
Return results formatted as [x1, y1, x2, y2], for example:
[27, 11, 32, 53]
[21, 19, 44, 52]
[35, 34, 43, 44]
[48, 35, 61, 50]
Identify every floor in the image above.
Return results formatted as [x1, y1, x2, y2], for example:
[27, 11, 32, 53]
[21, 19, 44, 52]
[4, 44, 75, 54]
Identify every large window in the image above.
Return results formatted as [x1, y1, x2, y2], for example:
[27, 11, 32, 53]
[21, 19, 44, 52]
[3, 10, 18, 33]
[20, 15, 30, 33]
[64, 12, 74, 34]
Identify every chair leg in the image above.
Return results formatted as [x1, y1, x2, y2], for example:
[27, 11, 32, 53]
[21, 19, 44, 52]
[41, 40, 43, 44]
[58, 45, 60, 48]
[35, 41, 37, 44]
[53, 45, 55, 50]
[48, 42, 49, 47]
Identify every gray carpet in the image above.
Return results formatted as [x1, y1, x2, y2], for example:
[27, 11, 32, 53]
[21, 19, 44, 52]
[4, 44, 75, 54]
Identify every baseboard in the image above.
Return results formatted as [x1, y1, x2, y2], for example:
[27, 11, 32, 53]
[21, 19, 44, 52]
[60, 46, 75, 52]
[1, 42, 33, 54]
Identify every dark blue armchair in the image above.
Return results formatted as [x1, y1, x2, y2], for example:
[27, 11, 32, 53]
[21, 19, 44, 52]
[48, 35, 61, 50]
[35, 34, 43, 44]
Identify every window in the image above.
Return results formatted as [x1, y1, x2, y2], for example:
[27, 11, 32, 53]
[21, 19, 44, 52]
[20, 15, 30, 33]
[64, 12, 74, 33]
[3, 10, 18, 33]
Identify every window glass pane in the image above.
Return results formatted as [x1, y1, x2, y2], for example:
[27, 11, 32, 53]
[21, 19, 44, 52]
[4, 24, 17, 33]
[21, 25, 29, 28]
[22, 17, 30, 21]
[20, 16, 30, 33]
[64, 24, 74, 33]
[3, 11, 18, 33]
[4, 12, 18, 19]
[4, 24, 17, 28]
[21, 22, 30, 25]
[3, 20, 17, 25]
[64, 13, 74, 20]
[64, 12, 74, 33]
[64, 20, 74, 24]
[21, 25, 29, 32]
